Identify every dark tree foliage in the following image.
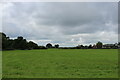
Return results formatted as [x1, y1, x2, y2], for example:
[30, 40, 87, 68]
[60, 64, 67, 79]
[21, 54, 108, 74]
[76, 45, 87, 49]
[80, 45, 84, 49]
[27, 41, 39, 49]
[1, 32, 40, 50]
[118, 42, 120, 48]
[38, 46, 47, 49]
[46, 43, 52, 48]
[84, 45, 88, 49]
[88, 45, 92, 49]
[96, 41, 103, 49]
[1, 33, 11, 50]
[13, 37, 28, 50]
[55, 44, 59, 48]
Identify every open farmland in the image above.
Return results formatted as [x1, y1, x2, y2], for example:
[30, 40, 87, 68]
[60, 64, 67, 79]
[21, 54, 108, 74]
[2, 49, 118, 78]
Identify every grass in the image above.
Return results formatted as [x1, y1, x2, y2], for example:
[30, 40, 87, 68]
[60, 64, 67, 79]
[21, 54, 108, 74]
[2, 49, 118, 78]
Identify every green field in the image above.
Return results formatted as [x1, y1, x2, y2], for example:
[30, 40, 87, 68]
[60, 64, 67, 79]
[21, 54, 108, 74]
[2, 49, 118, 78]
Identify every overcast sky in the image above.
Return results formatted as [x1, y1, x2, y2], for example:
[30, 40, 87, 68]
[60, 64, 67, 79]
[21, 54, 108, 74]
[1, 2, 118, 47]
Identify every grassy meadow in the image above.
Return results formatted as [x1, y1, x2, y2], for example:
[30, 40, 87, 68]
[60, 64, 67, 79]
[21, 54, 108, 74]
[2, 49, 118, 78]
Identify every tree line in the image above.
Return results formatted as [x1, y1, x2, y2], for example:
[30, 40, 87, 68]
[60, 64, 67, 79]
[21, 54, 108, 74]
[1, 32, 46, 50]
[0, 32, 119, 50]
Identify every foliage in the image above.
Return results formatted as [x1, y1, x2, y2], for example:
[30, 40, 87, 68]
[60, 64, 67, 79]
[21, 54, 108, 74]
[96, 41, 103, 49]
[55, 44, 59, 48]
[27, 41, 39, 49]
[46, 43, 52, 48]
[1, 32, 40, 50]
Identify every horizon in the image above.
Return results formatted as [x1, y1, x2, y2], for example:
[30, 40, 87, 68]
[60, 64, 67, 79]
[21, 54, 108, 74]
[1, 31, 118, 47]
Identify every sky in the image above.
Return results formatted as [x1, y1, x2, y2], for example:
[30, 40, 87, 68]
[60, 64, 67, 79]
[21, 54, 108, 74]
[1, 2, 118, 47]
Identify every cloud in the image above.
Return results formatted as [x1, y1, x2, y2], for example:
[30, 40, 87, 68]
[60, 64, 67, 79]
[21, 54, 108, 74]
[2, 2, 118, 46]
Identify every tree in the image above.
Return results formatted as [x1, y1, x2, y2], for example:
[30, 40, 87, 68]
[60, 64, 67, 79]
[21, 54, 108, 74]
[78, 45, 84, 49]
[38, 46, 47, 49]
[96, 41, 103, 49]
[55, 44, 59, 48]
[13, 36, 28, 50]
[0, 33, 4, 50]
[118, 42, 120, 48]
[1, 32, 6, 50]
[84, 45, 88, 49]
[88, 44, 92, 49]
[19, 39, 28, 50]
[76, 45, 84, 49]
[1, 32, 10, 50]
[27, 41, 39, 49]
[46, 43, 52, 48]
[0, 32, 40, 50]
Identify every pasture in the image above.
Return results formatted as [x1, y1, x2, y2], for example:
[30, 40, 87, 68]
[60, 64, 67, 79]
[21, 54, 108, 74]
[2, 49, 118, 78]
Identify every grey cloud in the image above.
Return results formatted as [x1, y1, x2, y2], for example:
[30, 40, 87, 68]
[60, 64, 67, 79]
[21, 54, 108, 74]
[2, 2, 118, 46]
[33, 2, 118, 34]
